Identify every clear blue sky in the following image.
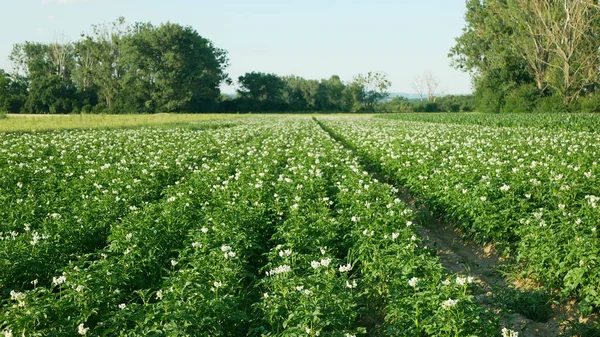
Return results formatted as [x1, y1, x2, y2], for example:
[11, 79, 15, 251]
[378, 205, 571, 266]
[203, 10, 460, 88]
[0, 0, 472, 94]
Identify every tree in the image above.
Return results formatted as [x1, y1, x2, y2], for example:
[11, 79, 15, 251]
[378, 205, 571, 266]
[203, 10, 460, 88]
[316, 75, 345, 111]
[81, 17, 130, 110]
[410, 75, 425, 102]
[237, 72, 285, 111]
[380, 96, 412, 113]
[526, 0, 600, 105]
[24, 74, 76, 113]
[9, 41, 79, 113]
[350, 72, 391, 111]
[424, 72, 441, 102]
[73, 37, 97, 94]
[49, 34, 74, 80]
[452, 0, 600, 110]
[0, 69, 10, 112]
[119, 21, 230, 112]
[0, 70, 27, 113]
[342, 80, 365, 112]
[282, 76, 320, 111]
[450, 0, 518, 76]
[9, 42, 53, 79]
[450, 0, 539, 112]
[2, 74, 27, 113]
[505, 0, 553, 94]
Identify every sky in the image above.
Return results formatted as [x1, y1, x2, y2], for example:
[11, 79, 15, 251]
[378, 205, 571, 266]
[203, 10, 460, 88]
[0, 0, 473, 94]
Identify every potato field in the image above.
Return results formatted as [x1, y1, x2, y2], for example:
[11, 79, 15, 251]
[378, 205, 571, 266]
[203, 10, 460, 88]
[1, 115, 599, 336]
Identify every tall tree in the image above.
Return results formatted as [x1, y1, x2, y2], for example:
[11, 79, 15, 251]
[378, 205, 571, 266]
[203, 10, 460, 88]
[452, 0, 600, 109]
[0, 71, 27, 113]
[410, 75, 425, 102]
[282, 76, 320, 111]
[451, 0, 539, 112]
[527, 0, 600, 104]
[450, 0, 518, 76]
[82, 17, 130, 109]
[73, 37, 97, 94]
[349, 72, 391, 111]
[424, 72, 441, 102]
[316, 75, 345, 111]
[237, 72, 285, 111]
[24, 74, 76, 113]
[119, 22, 229, 112]
[505, 0, 553, 94]
[0, 69, 10, 112]
[9, 41, 78, 113]
[9, 42, 53, 79]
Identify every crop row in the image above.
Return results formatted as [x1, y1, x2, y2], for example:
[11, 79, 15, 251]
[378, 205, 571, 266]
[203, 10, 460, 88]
[0, 125, 256, 292]
[320, 116, 600, 313]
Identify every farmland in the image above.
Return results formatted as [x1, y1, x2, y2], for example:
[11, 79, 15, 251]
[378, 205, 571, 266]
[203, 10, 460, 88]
[1, 114, 599, 336]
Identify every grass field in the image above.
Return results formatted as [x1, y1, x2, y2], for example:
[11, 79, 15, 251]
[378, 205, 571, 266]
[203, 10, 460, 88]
[0, 113, 242, 132]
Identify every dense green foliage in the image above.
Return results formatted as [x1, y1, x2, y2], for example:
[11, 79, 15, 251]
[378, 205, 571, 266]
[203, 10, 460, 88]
[222, 72, 391, 113]
[0, 117, 497, 336]
[0, 18, 391, 114]
[322, 114, 600, 315]
[451, 0, 600, 113]
[379, 95, 476, 113]
[2, 18, 229, 114]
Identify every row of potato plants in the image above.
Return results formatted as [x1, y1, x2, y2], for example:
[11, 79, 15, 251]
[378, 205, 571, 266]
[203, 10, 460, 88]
[0, 122, 272, 335]
[250, 119, 497, 336]
[310, 119, 497, 336]
[95, 121, 293, 336]
[0, 126, 244, 292]
[251, 121, 362, 336]
[321, 116, 600, 313]
[332, 159, 497, 336]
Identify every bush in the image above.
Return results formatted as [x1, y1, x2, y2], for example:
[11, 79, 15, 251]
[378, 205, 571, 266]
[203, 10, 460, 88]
[81, 104, 93, 114]
[502, 84, 540, 113]
[437, 95, 476, 112]
[533, 94, 567, 113]
[576, 94, 600, 113]
[413, 102, 440, 112]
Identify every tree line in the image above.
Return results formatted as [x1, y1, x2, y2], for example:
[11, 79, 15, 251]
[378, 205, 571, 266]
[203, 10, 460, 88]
[224, 71, 391, 112]
[380, 95, 476, 113]
[451, 0, 600, 113]
[0, 17, 394, 114]
[1, 18, 229, 114]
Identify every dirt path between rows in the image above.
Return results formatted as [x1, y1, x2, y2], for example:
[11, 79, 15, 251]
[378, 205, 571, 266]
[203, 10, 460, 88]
[396, 183, 597, 337]
[314, 118, 597, 337]
[410, 200, 562, 337]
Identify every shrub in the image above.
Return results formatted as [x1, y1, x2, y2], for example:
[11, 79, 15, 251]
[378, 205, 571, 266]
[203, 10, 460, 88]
[533, 93, 567, 113]
[502, 84, 540, 113]
[576, 94, 600, 113]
